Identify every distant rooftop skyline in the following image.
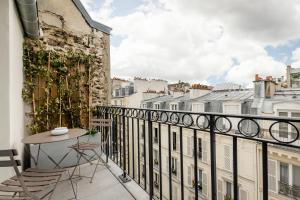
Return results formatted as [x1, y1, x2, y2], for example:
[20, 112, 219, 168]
[81, 0, 300, 87]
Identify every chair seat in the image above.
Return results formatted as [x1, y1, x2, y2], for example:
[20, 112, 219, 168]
[69, 142, 100, 150]
[0, 168, 65, 194]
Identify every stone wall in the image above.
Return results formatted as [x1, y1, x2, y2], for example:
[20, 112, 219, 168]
[37, 0, 111, 106]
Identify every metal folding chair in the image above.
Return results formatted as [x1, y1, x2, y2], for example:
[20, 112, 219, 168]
[0, 149, 65, 200]
[69, 118, 112, 183]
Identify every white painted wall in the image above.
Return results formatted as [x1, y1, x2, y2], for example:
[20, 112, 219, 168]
[0, 0, 24, 182]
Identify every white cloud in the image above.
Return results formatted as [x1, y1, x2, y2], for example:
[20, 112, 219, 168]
[82, 0, 300, 86]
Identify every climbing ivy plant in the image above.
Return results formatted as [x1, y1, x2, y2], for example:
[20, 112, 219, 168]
[22, 39, 97, 134]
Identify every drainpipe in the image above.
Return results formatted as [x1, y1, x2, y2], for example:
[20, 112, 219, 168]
[15, 0, 39, 39]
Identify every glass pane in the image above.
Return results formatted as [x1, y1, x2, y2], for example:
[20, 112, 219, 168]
[280, 162, 289, 184]
[293, 165, 300, 187]
[226, 181, 232, 197]
[292, 113, 300, 139]
[279, 112, 289, 138]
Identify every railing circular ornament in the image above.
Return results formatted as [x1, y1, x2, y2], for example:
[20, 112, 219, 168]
[237, 118, 260, 137]
[132, 109, 138, 118]
[214, 116, 232, 133]
[196, 115, 210, 130]
[145, 110, 151, 120]
[269, 121, 299, 143]
[116, 107, 122, 115]
[127, 109, 133, 117]
[108, 108, 113, 114]
[170, 112, 180, 125]
[159, 112, 169, 123]
[138, 110, 144, 119]
[151, 111, 159, 121]
[182, 114, 194, 127]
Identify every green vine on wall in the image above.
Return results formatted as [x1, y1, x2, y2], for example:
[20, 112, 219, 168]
[22, 39, 97, 134]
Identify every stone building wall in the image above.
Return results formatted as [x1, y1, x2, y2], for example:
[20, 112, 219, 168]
[37, 0, 111, 106]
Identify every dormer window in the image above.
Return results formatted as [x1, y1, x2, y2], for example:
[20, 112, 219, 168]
[154, 103, 160, 110]
[141, 103, 147, 109]
[170, 103, 178, 111]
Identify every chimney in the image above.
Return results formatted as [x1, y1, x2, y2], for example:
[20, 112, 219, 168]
[189, 84, 211, 99]
[253, 74, 276, 98]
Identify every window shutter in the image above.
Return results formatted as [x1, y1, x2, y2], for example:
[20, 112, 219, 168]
[202, 140, 208, 163]
[240, 189, 248, 200]
[217, 179, 223, 200]
[202, 172, 208, 196]
[187, 136, 191, 156]
[268, 159, 277, 192]
[187, 166, 192, 186]
[224, 145, 231, 170]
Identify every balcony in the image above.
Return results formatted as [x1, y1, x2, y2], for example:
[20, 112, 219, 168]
[95, 106, 300, 200]
[279, 181, 300, 198]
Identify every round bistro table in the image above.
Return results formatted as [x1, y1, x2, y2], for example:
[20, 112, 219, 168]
[22, 128, 87, 168]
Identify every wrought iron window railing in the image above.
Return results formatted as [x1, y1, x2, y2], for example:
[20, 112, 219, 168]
[95, 106, 300, 200]
[279, 181, 300, 198]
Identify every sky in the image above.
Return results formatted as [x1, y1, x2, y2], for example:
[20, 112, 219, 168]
[81, 0, 300, 87]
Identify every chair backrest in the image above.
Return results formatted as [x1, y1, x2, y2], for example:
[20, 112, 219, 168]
[0, 149, 38, 199]
[90, 118, 112, 129]
[0, 149, 21, 168]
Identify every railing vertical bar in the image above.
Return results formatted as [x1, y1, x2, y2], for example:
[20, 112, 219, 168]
[105, 111, 109, 163]
[143, 119, 147, 190]
[262, 142, 268, 200]
[132, 117, 135, 180]
[127, 115, 130, 175]
[193, 129, 198, 200]
[158, 123, 162, 200]
[122, 108, 127, 175]
[233, 136, 238, 200]
[210, 115, 217, 200]
[168, 124, 173, 200]
[119, 113, 122, 167]
[180, 127, 184, 200]
[137, 118, 141, 184]
[148, 111, 154, 199]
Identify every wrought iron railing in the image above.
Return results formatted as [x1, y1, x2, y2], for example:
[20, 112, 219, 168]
[279, 181, 300, 198]
[95, 106, 300, 200]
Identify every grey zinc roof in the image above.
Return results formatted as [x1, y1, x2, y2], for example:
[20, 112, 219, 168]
[190, 89, 254, 102]
[273, 88, 300, 100]
[143, 95, 174, 103]
[73, 0, 112, 34]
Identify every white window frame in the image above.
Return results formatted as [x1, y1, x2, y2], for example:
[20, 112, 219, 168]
[154, 103, 160, 109]
[170, 103, 178, 111]
[277, 110, 300, 144]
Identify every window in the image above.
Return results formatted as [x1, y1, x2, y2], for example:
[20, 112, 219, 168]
[171, 157, 177, 175]
[198, 138, 202, 160]
[154, 173, 159, 188]
[142, 103, 147, 108]
[224, 145, 232, 170]
[279, 112, 288, 138]
[170, 103, 178, 111]
[154, 150, 159, 166]
[154, 103, 160, 109]
[198, 169, 203, 193]
[280, 162, 289, 184]
[278, 162, 300, 197]
[225, 181, 232, 199]
[172, 132, 177, 150]
[278, 111, 300, 141]
[154, 128, 158, 143]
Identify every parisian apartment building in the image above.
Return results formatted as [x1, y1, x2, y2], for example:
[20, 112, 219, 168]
[113, 65, 300, 200]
